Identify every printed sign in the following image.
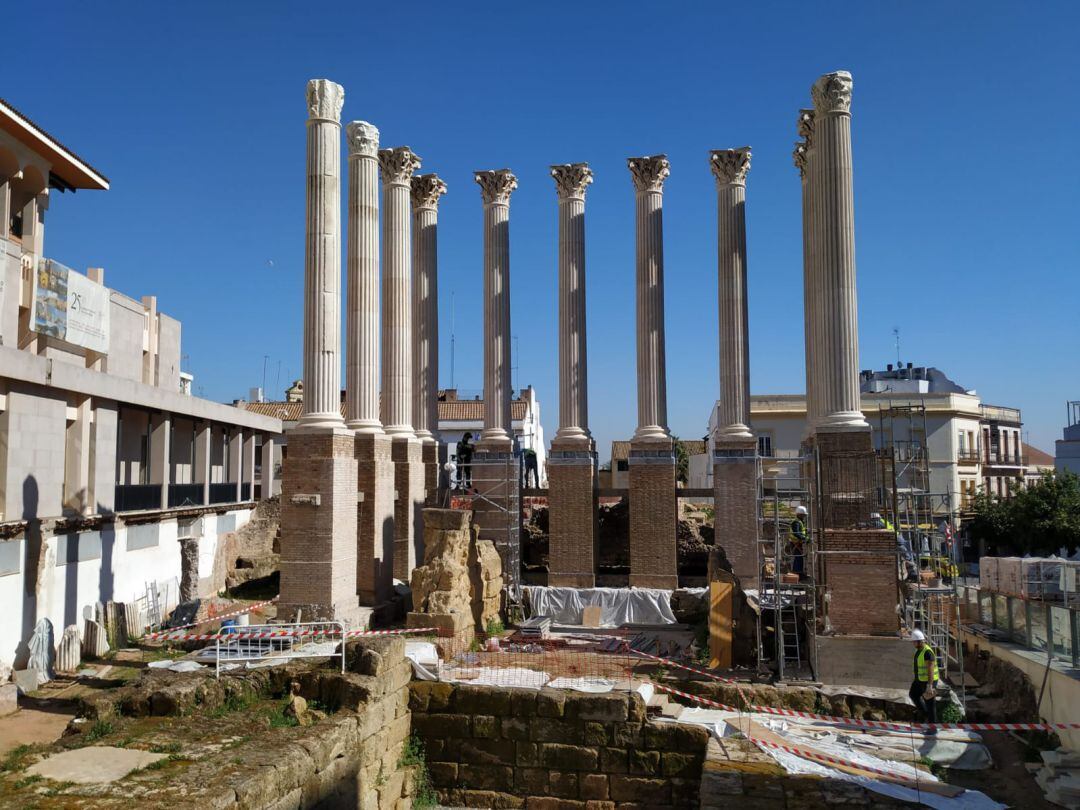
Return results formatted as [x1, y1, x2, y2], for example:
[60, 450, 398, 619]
[32, 258, 110, 354]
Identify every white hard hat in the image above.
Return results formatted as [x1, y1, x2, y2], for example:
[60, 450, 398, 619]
[910, 630, 926, 642]
[871, 512, 882, 520]
[795, 506, 808, 516]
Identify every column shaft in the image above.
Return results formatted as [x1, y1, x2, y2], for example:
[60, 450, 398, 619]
[411, 175, 447, 442]
[812, 71, 867, 431]
[379, 148, 422, 437]
[298, 81, 345, 431]
[345, 122, 382, 432]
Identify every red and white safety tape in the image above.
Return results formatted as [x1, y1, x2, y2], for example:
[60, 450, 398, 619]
[145, 596, 279, 638]
[747, 737, 922, 784]
[625, 647, 755, 709]
[648, 680, 1080, 733]
[144, 627, 438, 643]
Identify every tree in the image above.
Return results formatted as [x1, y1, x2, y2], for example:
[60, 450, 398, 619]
[968, 471, 1080, 557]
[672, 435, 690, 485]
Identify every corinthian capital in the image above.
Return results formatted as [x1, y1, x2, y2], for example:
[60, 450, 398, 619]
[306, 79, 344, 122]
[346, 121, 379, 157]
[474, 169, 517, 205]
[411, 174, 448, 210]
[627, 155, 670, 193]
[811, 71, 853, 115]
[709, 148, 751, 187]
[550, 163, 593, 200]
[792, 142, 808, 178]
[797, 109, 815, 142]
[378, 147, 422, 185]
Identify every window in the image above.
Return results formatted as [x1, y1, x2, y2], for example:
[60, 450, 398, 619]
[757, 435, 774, 458]
[958, 431, 966, 454]
[616, 460, 628, 472]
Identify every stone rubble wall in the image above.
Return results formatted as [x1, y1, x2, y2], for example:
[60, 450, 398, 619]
[409, 681, 708, 809]
[79, 636, 415, 810]
[471, 534, 504, 631]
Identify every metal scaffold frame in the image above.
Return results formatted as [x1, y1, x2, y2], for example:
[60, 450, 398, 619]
[469, 454, 523, 616]
[755, 452, 818, 682]
[875, 402, 965, 692]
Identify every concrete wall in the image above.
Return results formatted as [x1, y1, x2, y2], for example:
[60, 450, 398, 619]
[107, 293, 146, 384]
[170, 417, 195, 484]
[0, 505, 254, 671]
[1, 382, 67, 519]
[156, 313, 181, 392]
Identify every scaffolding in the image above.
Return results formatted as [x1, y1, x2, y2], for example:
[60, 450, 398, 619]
[755, 452, 818, 681]
[469, 454, 524, 618]
[876, 403, 965, 690]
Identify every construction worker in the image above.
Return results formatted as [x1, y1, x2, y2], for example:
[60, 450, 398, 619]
[523, 447, 539, 488]
[788, 505, 808, 580]
[909, 629, 939, 731]
[456, 432, 474, 489]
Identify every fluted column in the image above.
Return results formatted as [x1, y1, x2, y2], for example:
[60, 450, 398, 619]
[710, 148, 753, 441]
[795, 112, 814, 433]
[627, 155, 671, 442]
[378, 147, 423, 438]
[811, 71, 868, 431]
[475, 169, 517, 446]
[345, 121, 382, 433]
[297, 79, 346, 432]
[551, 163, 593, 444]
[411, 174, 447, 444]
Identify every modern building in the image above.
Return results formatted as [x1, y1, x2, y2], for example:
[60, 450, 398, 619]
[1055, 401, 1080, 476]
[240, 384, 548, 488]
[0, 98, 282, 672]
[692, 365, 1022, 519]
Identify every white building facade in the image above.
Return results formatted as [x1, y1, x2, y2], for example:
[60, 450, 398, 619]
[0, 99, 282, 672]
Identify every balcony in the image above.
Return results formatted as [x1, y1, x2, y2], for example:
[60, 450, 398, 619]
[167, 483, 204, 508]
[957, 449, 980, 464]
[114, 484, 163, 512]
[981, 404, 1022, 425]
[985, 452, 1026, 468]
[208, 482, 240, 505]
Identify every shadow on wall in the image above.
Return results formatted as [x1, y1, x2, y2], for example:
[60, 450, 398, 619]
[15, 476, 40, 669]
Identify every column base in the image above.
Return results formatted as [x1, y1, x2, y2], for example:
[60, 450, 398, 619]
[278, 429, 364, 626]
[391, 437, 426, 583]
[712, 439, 758, 587]
[547, 437, 597, 588]
[628, 437, 678, 590]
[355, 432, 395, 606]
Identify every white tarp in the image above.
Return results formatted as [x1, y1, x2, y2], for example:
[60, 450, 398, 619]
[523, 586, 677, 626]
[32, 258, 110, 353]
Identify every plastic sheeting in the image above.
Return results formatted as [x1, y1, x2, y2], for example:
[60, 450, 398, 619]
[523, 586, 677, 626]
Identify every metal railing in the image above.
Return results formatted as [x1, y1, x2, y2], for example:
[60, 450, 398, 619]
[167, 483, 204, 508]
[213, 621, 345, 677]
[208, 482, 240, 504]
[115, 484, 163, 512]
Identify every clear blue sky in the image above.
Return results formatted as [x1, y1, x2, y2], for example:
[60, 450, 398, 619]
[25, 2, 1080, 459]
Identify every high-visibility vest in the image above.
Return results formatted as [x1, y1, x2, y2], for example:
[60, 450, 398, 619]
[913, 645, 939, 683]
[884, 519, 896, 532]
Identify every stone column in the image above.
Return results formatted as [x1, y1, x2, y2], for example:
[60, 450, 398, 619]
[150, 412, 171, 509]
[810, 71, 868, 434]
[345, 121, 382, 434]
[795, 109, 818, 435]
[472, 169, 521, 585]
[228, 428, 242, 502]
[411, 173, 448, 505]
[194, 421, 210, 506]
[297, 80, 346, 433]
[626, 155, 677, 589]
[547, 163, 598, 587]
[279, 79, 364, 626]
[709, 147, 758, 585]
[380, 146, 426, 581]
[346, 122, 396, 606]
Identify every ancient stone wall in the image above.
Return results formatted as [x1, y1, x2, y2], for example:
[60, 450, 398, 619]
[409, 681, 708, 808]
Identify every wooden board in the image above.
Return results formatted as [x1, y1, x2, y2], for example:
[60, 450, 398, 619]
[581, 605, 602, 628]
[709, 579, 733, 669]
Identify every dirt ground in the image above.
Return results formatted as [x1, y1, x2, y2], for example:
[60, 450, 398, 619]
[945, 729, 1060, 810]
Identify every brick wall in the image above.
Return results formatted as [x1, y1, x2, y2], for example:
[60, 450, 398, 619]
[628, 439, 678, 589]
[712, 453, 757, 585]
[547, 447, 598, 587]
[409, 682, 708, 809]
[392, 438, 425, 581]
[278, 430, 360, 621]
[824, 528, 899, 635]
[356, 432, 395, 605]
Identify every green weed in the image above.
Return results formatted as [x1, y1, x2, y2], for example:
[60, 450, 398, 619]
[400, 736, 437, 809]
[1, 744, 35, 772]
[84, 719, 115, 742]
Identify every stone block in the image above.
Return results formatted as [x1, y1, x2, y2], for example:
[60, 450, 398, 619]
[457, 789, 524, 808]
[611, 723, 642, 748]
[580, 773, 609, 801]
[413, 713, 471, 739]
[584, 803, 616, 810]
[449, 737, 516, 766]
[501, 717, 530, 741]
[548, 771, 578, 799]
[529, 717, 582, 744]
[608, 776, 671, 804]
[511, 690, 538, 717]
[473, 715, 499, 738]
[540, 743, 599, 771]
[537, 689, 567, 718]
[565, 693, 628, 722]
[515, 767, 549, 795]
[524, 798, 560, 810]
[599, 747, 628, 773]
[516, 741, 541, 768]
[661, 752, 702, 778]
[583, 722, 608, 746]
[459, 764, 514, 792]
[454, 684, 512, 715]
[629, 749, 660, 775]
[0, 683, 17, 716]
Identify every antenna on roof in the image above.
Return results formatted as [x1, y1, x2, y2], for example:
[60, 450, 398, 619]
[892, 327, 902, 368]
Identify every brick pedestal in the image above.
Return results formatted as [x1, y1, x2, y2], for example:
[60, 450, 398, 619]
[355, 432, 395, 605]
[628, 438, 678, 589]
[392, 438, 426, 582]
[422, 441, 442, 507]
[822, 528, 898, 635]
[712, 441, 758, 587]
[278, 429, 367, 626]
[547, 439, 598, 587]
[471, 442, 521, 583]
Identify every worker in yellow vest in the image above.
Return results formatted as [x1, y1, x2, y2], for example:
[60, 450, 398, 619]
[909, 629, 939, 732]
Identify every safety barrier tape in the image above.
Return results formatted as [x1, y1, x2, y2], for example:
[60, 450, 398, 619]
[624, 647, 755, 709]
[143, 627, 438, 643]
[746, 737, 922, 784]
[648, 680, 1080, 733]
[146, 596, 279, 638]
